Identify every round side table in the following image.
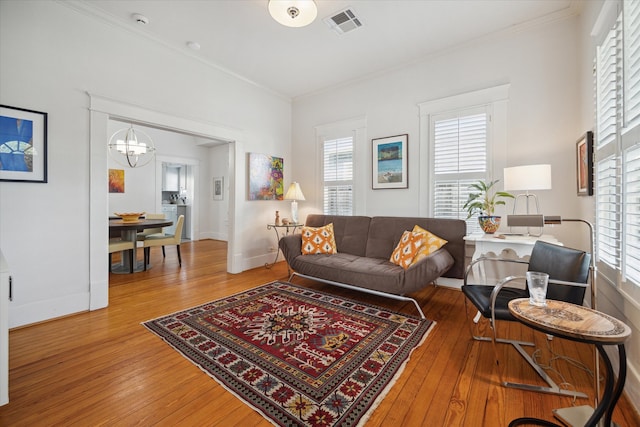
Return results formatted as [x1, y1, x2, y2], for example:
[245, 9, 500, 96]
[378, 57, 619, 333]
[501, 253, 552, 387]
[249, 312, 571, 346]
[507, 299, 631, 427]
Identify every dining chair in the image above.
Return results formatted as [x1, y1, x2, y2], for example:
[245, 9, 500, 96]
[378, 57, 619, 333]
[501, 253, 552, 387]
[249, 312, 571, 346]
[108, 238, 135, 274]
[136, 213, 166, 242]
[142, 215, 184, 270]
[461, 240, 591, 396]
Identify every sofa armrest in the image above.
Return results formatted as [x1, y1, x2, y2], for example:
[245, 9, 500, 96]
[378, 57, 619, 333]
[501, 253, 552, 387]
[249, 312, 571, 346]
[279, 234, 302, 263]
[402, 248, 455, 293]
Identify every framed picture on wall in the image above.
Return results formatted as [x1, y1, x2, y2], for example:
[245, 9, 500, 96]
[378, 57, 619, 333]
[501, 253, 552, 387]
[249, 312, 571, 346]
[248, 152, 284, 200]
[576, 131, 594, 196]
[213, 176, 223, 200]
[0, 104, 48, 183]
[372, 134, 408, 189]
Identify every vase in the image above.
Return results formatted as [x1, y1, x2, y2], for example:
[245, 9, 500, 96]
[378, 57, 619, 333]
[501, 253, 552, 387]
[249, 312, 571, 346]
[478, 215, 501, 234]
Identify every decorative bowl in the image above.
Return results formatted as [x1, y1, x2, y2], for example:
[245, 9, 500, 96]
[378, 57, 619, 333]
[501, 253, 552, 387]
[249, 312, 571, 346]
[114, 212, 145, 222]
[478, 215, 501, 234]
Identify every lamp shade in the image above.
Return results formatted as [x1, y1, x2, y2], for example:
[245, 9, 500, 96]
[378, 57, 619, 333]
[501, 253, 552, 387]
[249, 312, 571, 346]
[268, 0, 317, 27]
[285, 182, 306, 201]
[503, 164, 552, 191]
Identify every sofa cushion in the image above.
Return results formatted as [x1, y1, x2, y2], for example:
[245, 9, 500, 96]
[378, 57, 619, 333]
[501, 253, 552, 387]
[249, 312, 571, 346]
[305, 215, 371, 256]
[390, 230, 425, 269]
[411, 225, 448, 263]
[301, 224, 337, 255]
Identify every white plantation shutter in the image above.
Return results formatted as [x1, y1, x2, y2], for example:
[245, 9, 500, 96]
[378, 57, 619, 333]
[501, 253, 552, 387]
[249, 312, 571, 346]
[596, 24, 619, 150]
[596, 155, 620, 267]
[624, 145, 640, 284]
[624, 0, 640, 127]
[323, 137, 353, 215]
[594, 1, 640, 302]
[432, 111, 488, 234]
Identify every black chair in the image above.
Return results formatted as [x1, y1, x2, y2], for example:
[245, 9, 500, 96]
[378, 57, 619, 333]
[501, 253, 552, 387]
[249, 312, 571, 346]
[462, 240, 591, 396]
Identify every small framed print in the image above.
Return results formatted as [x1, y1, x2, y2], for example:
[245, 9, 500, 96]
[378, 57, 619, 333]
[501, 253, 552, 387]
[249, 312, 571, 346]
[576, 131, 593, 196]
[213, 176, 223, 200]
[372, 134, 408, 189]
[0, 104, 48, 183]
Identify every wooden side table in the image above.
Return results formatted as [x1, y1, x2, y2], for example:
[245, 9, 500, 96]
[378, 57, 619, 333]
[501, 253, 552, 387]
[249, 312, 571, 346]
[508, 299, 631, 427]
[265, 223, 301, 269]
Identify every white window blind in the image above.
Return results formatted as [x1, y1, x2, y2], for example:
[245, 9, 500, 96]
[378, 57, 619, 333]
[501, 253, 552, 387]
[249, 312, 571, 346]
[596, 155, 620, 268]
[323, 136, 353, 215]
[432, 111, 488, 234]
[596, 23, 619, 150]
[624, 144, 640, 284]
[624, 0, 640, 127]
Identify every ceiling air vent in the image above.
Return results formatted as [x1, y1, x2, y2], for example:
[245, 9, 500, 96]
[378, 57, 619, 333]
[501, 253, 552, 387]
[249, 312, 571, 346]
[324, 8, 362, 35]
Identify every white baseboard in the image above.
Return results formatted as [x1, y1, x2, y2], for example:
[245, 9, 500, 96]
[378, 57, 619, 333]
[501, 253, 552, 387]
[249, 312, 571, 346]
[436, 277, 463, 289]
[9, 291, 90, 328]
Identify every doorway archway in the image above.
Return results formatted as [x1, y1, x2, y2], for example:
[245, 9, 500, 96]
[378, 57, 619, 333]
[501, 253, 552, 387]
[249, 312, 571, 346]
[89, 93, 242, 310]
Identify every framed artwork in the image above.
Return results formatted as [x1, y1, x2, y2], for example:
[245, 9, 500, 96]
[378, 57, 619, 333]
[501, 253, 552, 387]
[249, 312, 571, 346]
[108, 169, 125, 193]
[576, 131, 594, 196]
[0, 104, 48, 183]
[213, 176, 223, 200]
[248, 153, 283, 200]
[372, 134, 408, 189]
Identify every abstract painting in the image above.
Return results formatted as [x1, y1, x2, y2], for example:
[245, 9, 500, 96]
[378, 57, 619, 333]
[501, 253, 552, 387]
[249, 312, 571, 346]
[248, 153, 283, 200]
[108, 168, 124, 193]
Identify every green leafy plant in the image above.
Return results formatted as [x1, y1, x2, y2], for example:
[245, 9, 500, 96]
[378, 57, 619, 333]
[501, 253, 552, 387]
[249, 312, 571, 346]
[462, 180, 514, 219]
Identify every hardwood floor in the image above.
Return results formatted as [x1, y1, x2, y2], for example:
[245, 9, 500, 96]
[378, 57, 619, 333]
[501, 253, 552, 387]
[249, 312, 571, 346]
[1, 239, 638, 426]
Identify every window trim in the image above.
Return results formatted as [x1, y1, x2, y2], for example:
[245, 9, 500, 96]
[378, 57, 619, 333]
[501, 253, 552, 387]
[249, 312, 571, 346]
[315, 117, 367, 215]
[417, 84, 510, 218]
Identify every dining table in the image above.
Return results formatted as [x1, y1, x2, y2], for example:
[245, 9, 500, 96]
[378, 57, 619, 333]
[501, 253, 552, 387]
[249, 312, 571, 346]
[109, 218, 173, 273]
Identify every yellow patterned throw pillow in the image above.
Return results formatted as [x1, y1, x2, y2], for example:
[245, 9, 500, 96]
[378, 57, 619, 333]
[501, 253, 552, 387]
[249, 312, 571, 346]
[411, 225, 448, 263]
[301, 223, 337, 255]
[390, 230, 426, 269]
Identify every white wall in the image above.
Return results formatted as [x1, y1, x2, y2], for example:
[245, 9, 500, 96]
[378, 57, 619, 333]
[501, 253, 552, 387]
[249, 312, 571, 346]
[0, 0, 291, 327]
[293, 16, 582, 243]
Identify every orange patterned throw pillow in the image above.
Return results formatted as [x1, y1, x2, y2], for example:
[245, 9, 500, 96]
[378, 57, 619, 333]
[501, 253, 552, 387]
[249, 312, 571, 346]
[301, 223, 337, 255]
[390, 230, 426, 269]
[411, 225, 448, 263]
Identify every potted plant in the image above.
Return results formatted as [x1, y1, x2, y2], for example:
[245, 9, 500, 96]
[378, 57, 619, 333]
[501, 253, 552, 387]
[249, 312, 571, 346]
[463, 180, 514, 234]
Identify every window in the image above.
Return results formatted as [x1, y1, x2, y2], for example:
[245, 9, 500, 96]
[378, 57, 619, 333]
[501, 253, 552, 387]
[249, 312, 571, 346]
[418, 84, 509, 235]
[594, 0, 640, 303]
[322, 136, 353, 215]
[431, 109, 489, 234]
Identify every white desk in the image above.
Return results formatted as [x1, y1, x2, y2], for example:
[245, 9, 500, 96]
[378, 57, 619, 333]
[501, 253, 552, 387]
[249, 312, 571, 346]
[464, 233, 561, 284]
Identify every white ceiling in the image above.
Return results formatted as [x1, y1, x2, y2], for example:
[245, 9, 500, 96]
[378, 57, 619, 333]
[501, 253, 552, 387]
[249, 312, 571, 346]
[72, 0, 578, 99]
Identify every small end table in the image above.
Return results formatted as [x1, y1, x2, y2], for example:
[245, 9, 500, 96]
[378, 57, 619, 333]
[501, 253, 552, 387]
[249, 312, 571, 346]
[265, 223, 302, 269]
[508, 299, 631, 427]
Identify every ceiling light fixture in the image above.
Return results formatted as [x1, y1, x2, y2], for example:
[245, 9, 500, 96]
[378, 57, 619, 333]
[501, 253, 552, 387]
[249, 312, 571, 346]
[268, 0, 317, 28]
[108, 125, 156, 168]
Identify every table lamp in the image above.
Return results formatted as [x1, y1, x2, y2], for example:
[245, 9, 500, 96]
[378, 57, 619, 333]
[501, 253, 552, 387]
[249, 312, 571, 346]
[503, 164, 552, 215]
[284, 182, 305, 224]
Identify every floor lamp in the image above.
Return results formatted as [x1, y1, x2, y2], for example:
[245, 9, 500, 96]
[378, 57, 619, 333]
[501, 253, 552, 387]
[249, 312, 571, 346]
[543, 216, 601, 427]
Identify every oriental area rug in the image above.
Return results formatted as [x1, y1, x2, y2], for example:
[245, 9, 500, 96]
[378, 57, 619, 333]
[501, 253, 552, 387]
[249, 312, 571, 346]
[143, 281, 434, 427]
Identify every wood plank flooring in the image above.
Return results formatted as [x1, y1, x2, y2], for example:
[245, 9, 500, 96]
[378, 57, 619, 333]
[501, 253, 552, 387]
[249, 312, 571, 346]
[1, 239, 638, 426]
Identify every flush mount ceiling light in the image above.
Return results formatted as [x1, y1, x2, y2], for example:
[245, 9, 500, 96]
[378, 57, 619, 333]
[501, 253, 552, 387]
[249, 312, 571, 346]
[268, 0, 317, 27]
[108, 125, 156, 168]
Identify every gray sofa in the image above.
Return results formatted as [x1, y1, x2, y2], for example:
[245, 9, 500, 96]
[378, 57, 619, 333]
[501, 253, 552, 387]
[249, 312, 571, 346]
[279, 215, 466, 318]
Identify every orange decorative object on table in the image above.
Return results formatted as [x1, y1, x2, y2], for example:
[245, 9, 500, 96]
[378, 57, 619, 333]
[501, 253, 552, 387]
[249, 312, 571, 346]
[114, 212, 145, 222]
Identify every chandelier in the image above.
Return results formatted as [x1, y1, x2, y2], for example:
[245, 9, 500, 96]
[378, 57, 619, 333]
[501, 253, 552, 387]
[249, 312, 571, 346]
[108, 125, 156, 168]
